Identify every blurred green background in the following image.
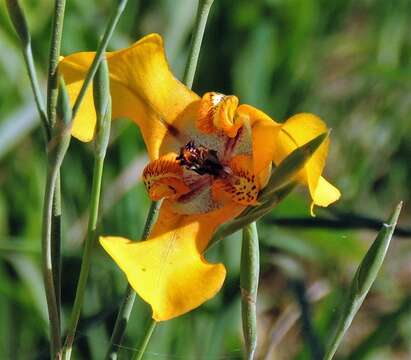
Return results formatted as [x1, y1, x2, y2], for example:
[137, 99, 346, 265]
[1, 0, 410, 359]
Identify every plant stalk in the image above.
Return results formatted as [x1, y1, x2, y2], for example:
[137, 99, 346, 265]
[71, 0, 128, 119]
[47, 0, 66, 127]
[22, 45, 50, 138]
[132, 320, 157, 360]
[61, 155, 106, 359]
[48, 0, 67, 318]
[182, 0, 214, 88]
[42, 163, 63, 359]
[241, 222, 259, 360]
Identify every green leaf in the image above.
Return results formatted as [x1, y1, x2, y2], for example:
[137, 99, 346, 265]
[323, 201, 403, 360]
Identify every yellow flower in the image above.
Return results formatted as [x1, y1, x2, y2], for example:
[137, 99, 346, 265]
[60, 34, 340, 321]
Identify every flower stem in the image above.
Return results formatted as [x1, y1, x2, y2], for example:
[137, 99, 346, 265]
[42, 77, 72, 360]
[23, 44, 50, 137]
[47, 0, 67, 334]
[182, 0, 214, 88]
[51, 174, 62, 319]
[132, 320, 157, 360]
[71, 0, 128, 119]
[42, 163, 63, 359]
[5, 0, 49, 137]
[240, 222, 259, 360]
[105, 201, 161, 360]
[47, 0, 66, 127]
[61, 58, 111, 359]
[61, 155, 106, 360]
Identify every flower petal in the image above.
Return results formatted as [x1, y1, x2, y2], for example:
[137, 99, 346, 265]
[310, 176, 341, 215]
[59, 33, 199, 159]
[143, 153, 190, 201]
[236, 104, 281, 176]
[99, 201, 243, 321]
[212, 155, 260, 206]
[197, 92, 242, 138]
[272, 113, 340, 209]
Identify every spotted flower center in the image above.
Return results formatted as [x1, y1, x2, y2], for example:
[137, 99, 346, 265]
[142, 92, 261, 214]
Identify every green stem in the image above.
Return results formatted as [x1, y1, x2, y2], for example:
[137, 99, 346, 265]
[48, 0, 67, 342]
[42, 77, 71, 360]
[182, 0, 214, 88]
[61, 155, 106, 360]
[22, 44, 50, 139]
[71, 0, 128, 119]
[42, 163, 63, 359]
[47, 0, 66, 127]
[132, 320, 157, 360]
[105, 201, 161, 360]
[51, 174, 62, 320]
[6, 0, 49, 137]
[240, 222, 259, 360]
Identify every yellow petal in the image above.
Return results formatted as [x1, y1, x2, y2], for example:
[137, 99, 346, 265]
[197, 92, 242, 137]
[100, 201, 243, 321]
[272, 113, 339, 208]
[236, 104, 281, 176]
[59, 33, 199, 159]
[310, 176, 341, 215]
[212, 155, 260, 206]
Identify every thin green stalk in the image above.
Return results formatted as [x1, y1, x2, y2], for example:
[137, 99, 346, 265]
[182, 0, 215, 88]
[5, 0, 49, 137]
[62, 58, 112, 359]
[71, 0, 128, 119]
[47, 0, 66, 127]
[42, 77, 72, 360]
[241, 222, 259, 360]
[22, 45, 50, 138]
[62, 155, 105, 359]
[105, 200, 161, 360]
[51, 175, 62, 319]
[132, 320, 157, 360]
[42, 163, 63, 359]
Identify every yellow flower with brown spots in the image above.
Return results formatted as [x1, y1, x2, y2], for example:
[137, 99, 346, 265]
[59, 34, 340, 321]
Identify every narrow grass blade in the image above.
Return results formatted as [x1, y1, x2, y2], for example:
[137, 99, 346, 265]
[323, 201, 403, 360]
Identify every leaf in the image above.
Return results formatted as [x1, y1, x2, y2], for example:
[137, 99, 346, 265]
[323, 201, 403, 360]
